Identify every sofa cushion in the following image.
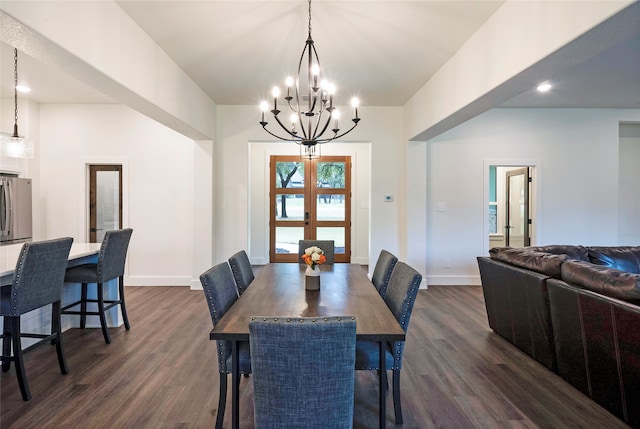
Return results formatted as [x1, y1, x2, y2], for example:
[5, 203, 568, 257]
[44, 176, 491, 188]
[561, 260, 640, 303]
[489, 247, 568, 277]
[529, 245, 589, 261]
[588, 247, 640, 274]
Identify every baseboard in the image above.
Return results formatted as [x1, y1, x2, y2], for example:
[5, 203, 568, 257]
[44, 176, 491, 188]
[425, 275, 481, 286]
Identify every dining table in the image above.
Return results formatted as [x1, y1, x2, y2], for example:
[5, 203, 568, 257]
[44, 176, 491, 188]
[209, 262, 405, 429]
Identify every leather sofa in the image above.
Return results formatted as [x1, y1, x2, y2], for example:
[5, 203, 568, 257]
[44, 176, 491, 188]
[477, 245, 640, 428]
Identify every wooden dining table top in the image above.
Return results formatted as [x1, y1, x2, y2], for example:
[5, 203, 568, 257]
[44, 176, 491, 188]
[209, 263, 405, 342]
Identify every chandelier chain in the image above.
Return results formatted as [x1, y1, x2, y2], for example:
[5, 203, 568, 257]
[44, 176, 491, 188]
[308, 0, 312, 35]
[14, 48, 18, 126]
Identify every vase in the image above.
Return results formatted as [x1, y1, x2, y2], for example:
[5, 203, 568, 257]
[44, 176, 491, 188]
[305, 265, 320, 276]
[305, 265, 321, 290]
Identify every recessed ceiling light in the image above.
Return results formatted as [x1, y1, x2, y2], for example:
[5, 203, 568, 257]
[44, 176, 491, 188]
[16, 84, 31, 93]
[537, 83, 552, 92]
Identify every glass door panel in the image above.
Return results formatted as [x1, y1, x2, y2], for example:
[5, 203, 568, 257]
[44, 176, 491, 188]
[275, 161, 304, 188]
[276, 194, 304, 220]
[317, 227, 345, 255]
[316, 162, 346, 188]
[89, 165, 122, 243]
[275, 226, 305, 254]
[316, 195, 345, 221]
[96, 171, 120, 242]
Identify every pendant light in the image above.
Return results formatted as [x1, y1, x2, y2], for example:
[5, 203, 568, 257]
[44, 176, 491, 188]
[0, 48, 34, 159]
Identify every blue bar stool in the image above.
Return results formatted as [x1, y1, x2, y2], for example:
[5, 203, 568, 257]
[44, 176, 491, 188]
[61, 228, 133, 344]
[1, 237, 74, 400]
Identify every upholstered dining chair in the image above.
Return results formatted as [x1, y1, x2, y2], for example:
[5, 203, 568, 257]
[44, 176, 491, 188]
[298, 240, 335, 264]
[61, 228, 133, 344]
[199, 262, 252, 429]
[371, 249, 398, 297]
[228, 250, 254, 295]
[355, 261, 422, 425]
[1, 237, 73, 401]
[249, 316, 356, 429]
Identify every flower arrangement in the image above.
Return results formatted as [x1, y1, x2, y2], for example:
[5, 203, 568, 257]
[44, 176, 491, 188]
[301, 246, 327, 270]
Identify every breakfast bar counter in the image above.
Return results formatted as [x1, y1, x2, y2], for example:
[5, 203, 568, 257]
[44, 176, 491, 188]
[0, 242, 121, 346]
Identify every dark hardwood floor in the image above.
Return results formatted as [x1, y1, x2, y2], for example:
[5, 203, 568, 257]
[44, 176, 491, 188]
[1, 283, 631, 428]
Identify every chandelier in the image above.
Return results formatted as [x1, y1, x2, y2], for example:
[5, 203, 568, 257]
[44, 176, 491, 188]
[0, 48, 34, 159]
[259, 0, 361, 159]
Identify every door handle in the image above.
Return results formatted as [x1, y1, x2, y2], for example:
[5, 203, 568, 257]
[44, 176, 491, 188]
[305, 211, 309, 225]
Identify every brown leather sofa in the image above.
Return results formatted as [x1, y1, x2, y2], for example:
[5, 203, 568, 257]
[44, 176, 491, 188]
[477, 245, 640, 428]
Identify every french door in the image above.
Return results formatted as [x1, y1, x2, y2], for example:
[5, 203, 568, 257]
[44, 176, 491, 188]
[270, 155, 351, 263]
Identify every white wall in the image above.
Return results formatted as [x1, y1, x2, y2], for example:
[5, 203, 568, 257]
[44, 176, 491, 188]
[618, 124, 640, 244]
[215, 105, 413, 273]
[39, 104, 197, 286]
[426, 108, 640, 286]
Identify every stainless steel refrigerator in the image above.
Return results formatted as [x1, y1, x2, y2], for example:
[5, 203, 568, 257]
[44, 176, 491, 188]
[0, 176, 32, 245]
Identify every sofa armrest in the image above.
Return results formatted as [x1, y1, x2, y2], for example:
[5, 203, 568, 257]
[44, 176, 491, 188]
[477, 257, 556, 371]
[548, 278, 640, 426]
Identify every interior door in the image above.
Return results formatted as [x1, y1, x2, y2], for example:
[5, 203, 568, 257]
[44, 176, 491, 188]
[270, 155, 351, 262]
[505, 167, 530, 247]
[89, 165, 122, 243]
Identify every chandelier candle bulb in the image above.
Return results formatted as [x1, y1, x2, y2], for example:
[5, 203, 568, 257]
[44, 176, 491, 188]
[259, 100, 269, 125]
[286, 76, 294, 99]
[272, 86, 281, 112]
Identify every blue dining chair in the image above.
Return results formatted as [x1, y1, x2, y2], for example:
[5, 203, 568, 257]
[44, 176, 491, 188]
[1, 237, 74, 401]
[199, 262, 252, 429]
[355, 261, 422, 425]
[371, 249, 398, 297]
[61, 228, 133, 344]
[298, 240, 335, 264]
[228, 250, 254, 295]
[249, 316, 356, 429]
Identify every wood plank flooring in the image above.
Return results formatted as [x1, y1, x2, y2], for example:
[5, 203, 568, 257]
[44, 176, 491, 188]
[1, 283, 631, 428]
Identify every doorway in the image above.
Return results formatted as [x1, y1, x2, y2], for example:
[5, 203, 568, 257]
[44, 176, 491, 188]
[89, 165, 122, 243]
[269, 155, 351, 262]
[488, 165, 534, 249]
[505, 167, 530, 247]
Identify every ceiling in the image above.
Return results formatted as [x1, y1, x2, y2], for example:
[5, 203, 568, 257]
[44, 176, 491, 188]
[1, 1, 639, 112]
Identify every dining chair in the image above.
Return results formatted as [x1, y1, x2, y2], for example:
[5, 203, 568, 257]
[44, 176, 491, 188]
[228, 250, 254, 295]
[355, 261, 422, 425]
[371, 249, 398, 297]
[298, 240, 335, 264]
[199, 262, 252, 429]
[61, 228, 133, 344]
[249, 316, 356, 429]
[1, 237, 74, 401]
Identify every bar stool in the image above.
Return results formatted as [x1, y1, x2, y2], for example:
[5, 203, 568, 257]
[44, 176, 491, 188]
[61, 228, 133, 344]
[1, 237, 74, 401]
